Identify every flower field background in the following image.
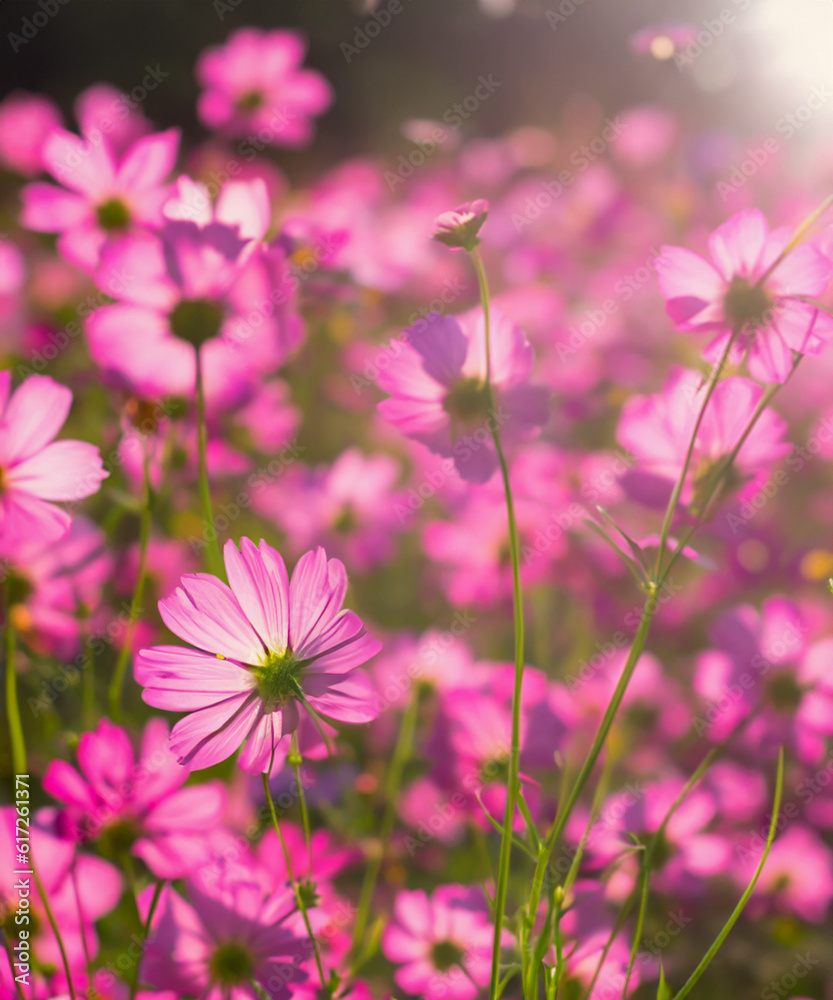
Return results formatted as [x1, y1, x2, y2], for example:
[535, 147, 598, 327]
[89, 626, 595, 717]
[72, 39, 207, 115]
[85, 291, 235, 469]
[1, 1, 833, 999]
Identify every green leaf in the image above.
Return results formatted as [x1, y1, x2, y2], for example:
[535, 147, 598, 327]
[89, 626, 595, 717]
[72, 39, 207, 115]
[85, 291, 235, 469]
[657, 960, 672, 1000]
[670, 747, 785, 1000]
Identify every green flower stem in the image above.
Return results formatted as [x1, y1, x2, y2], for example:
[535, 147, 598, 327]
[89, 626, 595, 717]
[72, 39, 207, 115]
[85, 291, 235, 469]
[195, 346, 225, 579]
[4, 613, 25, 778]
[262, 773, 327, 992]
[31, 850, 76, 1000]
[653, 331, 737, 581]
[524, 594, 657, 950]
[109, 446, 152, 720]
[289, 737, 314, 870]
[669, 748, 784, 1000]
[350, 686, 420, 966]
[129, 879, 165, 1000]
[471, 248, 527, 1000]
[2, 933, 25, 1000]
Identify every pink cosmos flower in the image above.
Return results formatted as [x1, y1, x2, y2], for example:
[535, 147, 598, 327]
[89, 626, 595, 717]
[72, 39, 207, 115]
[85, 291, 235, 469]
[0, 372, 107, 554]
[739, 825, 833, 923]
[139, 868, 308, 998]
[135, 539, 382, 774]
[85, 177, 302, 406]
[20, 126, 180, 271]
[44, 717, 227, 879]
[655, 208, 833, 382]
[382, 885, 505, 1000]
[0, 807, 122, 986]
[195, 28, 332, 147]
[433, 199, 490, 251]
[617, 367, 789, 507]
[378, 309, 549, 482]
[2, 515, 111, 659]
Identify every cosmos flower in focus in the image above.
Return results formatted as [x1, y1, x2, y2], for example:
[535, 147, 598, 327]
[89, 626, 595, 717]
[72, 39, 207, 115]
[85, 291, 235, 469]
[655, 208, 833, 382]
[136, 539, 382, 774]
[195, 28, 332, 147]
[378, 309, 549, 483]
[0, 372, 108, 554]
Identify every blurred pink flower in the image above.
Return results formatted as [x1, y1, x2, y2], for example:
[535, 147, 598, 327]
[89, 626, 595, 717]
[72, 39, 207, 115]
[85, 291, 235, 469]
[656, 208, 833, 382]
[617, 367, 790, 506]
[140, 868, 308, 998]
[253, 447, 406, 571]
[136, 539, 382, 773]
[196, 28, 332, 147]
[382, 885, 505, 1000]
[44, 717, 226, 879]
[0, 90, 62, 175]
[85, 177, 302, 406]
[378, 308, 549, 482]
[0, 372, 107, 554]
[20, 126, 180, 271]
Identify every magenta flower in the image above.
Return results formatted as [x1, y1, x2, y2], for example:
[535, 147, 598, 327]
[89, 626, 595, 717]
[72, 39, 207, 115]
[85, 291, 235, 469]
[43, 717, 226, 879]
[85, 177, 302, 405]
[378, 309, 549, 482]
[432, 199, 490, 251]
[0, 372, 107, 554]
[656, 208, 833, 382]
[136, 539, 382, 774]
[20, 126, 180, 271]
[382, 885, 505, 1000]
[0, 807, 122, 986]
[196, 28, 332, 148]
[139, 868, 308, 998]
[616, 367, 789, 506]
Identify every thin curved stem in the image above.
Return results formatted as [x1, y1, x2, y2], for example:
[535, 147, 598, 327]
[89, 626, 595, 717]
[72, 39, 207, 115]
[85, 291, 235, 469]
[129, 879, 165, 1000]
[109, 444, 152, 720]
[350, 686, 420, 968]
[262, 773, 327, 991]
[4, 613, 25, 777]
[669, 749, 784, 1000]
[30, 851, 76, 1000]
[471, 249, 527, 1000]
[195, 346, 225, 579]
[653, 332, 737, 581]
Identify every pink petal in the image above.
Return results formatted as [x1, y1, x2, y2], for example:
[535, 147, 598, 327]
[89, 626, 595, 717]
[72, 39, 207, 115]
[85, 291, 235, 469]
[169, 692, 261, 769]
[42, 127, 116, 197]
[5, 440, 107, 501]
[115, 128, 180, 191]
[0, 375, 71, 465]
[135, 645, 256, 711]
[223, 538, 289, 654]
[289, 548, 348, 651]
[707, 208, 769, 281]
[159, 575, 266, 664]
[20, 182, 90, 232]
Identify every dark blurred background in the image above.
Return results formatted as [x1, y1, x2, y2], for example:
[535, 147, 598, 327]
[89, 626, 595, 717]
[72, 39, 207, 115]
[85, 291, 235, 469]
[1, 0, 817, 182]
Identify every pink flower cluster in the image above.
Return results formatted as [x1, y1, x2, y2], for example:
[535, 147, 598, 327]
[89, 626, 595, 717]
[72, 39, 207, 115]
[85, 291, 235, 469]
[2, 18, 833, 1000]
